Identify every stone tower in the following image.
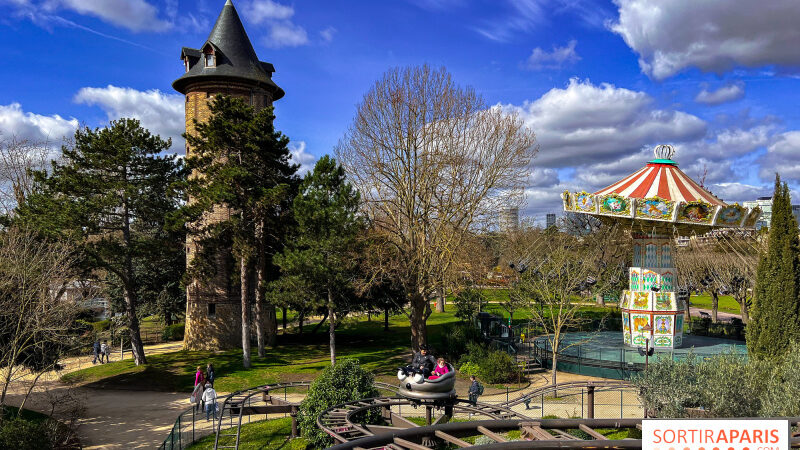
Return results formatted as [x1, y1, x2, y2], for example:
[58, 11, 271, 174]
[173, 0, 284, 350]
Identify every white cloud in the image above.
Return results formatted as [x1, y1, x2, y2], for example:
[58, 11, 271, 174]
[54, 0, 171, 32]
[528, 167, 559, 187]
[74, 85, 184, 151]
[501, 78, 706, 168]
[707, 182, 770, 204]
[243, 0, 310, 48]
[610, 0, 800, 80]
[760, 131, 800, 183]
[0, 103, 78, 143]
[319, 26, 336, 43]
[289, 141, 317, 175]
[695, 82, 745, 105]
[266, 22, 309, 48]
[525, 40, 580, 70]
[246, 0, 293, 22]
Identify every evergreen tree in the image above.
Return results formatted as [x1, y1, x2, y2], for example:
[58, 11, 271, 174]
[17, 119, 184, 365]
[273, 156, 363, 365]
[747, 174, 800, 358]
[179, 96, 296, 367]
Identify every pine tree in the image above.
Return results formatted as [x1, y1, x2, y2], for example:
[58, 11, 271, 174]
[273, 156, 363, 365]
[180, 96, 297, 367]
[18, 118, 184, 365]
[747, 174, 800, 358]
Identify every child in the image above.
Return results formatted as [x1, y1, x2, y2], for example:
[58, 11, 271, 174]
[428, 358, 450, 380]
[201, 383, 217, 421]
[100, 340, 109, 364]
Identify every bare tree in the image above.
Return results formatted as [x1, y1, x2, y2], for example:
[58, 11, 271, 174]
[512, 222, 626, 385]
[0, 135, 55, 216]
[0, 227, 78, 410]
[336, 65, 537, 350]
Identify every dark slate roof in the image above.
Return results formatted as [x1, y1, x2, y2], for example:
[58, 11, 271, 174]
[173, 0, 284, 99]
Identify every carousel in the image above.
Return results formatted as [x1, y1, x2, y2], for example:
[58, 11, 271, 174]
[562, 144, 761, 350]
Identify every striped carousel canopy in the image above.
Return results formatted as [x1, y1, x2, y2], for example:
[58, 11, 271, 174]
[562, 145, 761, 229]
[593, 152, 724, 206]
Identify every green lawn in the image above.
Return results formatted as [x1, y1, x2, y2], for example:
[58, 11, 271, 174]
[62, 308, 462, 393]
[186, 417, 309, 450]
[688, 294, 741, 315]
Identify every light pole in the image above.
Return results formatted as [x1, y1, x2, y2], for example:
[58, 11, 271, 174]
[642, 324, 652, 370]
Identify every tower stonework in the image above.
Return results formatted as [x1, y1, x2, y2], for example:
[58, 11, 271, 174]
[174, 0, 284, 350]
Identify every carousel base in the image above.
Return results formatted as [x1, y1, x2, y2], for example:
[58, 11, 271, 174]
[533, 331, 747, 380]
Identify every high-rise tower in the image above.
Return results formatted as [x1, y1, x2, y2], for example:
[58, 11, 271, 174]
[173, 0, 283, 350]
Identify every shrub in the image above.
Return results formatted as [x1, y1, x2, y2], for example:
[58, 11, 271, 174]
[478, 350, 520, 384]
[0, 418, 50, 450]
[458, 361, 480, 377]
[92, 319, 111, 334]
[162, 323, 185, 341]
[453, 288, 485, 322]
[438, 323, 481, 361]
[298, 359, 380, 448]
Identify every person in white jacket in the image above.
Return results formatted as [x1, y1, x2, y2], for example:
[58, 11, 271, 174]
[201, 383, 217, 421]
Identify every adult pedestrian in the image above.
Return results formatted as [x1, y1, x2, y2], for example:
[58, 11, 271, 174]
[202, 383, 218, 421]
[206, 363, 215, 388]
[468, 375, 483, 404]
[192, 366, 205, 412]
[92, 339, 101, 364]
[100, 340, 109, 364]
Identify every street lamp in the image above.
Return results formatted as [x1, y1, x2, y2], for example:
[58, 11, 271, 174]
[642, 324, 653, 370]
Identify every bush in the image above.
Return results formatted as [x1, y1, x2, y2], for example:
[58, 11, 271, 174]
[162, 323, 185, 341]
[92, 319, 111, 334]
[298, 359, 381, 448]
[0, 418, 50, 450]
[438, 323, 481, 362]
[459, 343, 520, 384]
[453, 288, 485, 322]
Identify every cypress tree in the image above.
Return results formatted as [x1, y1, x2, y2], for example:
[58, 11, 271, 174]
[747, 174, 800, 358]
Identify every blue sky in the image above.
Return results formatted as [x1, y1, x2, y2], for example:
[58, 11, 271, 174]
[2, 0, 800, 224]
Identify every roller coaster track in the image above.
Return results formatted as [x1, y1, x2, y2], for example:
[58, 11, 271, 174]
[503, 380, 634, 408]
[317, 396, 532, 445]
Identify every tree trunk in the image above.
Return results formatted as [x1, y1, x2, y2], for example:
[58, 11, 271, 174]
[298, 310, 304, 334]
[122, 198, 146, 365]
[711, 291, 719, 323]
[240, 256, 251, 369]
[409, 292, 429, 351]
[254, 258, 266, 358]
[551, 350, 558, 386]
[740, 297, 750, 324]
[384, 307, 389, 331]
[595, 292, 604, 306]
[312, 311, 328, 334]
[328, 288, 336, 366]
[282, 307, 288, 332]
[436, 286, 445, 313]
[265, 305, 277, 347]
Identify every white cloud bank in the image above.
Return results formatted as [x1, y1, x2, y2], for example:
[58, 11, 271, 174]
[0, 103, 78, 143]
[695, 82, 745, 105]
[611, 0, 800, 79]
[525, 40, 580, 71]
[74, 85, 185, 150]
[245, 0, 310, 48]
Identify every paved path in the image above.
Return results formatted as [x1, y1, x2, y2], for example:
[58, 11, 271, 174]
[689, 308, 741, 322]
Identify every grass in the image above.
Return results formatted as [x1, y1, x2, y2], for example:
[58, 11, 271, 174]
[185, 417, 309, 449]
[62, 308, 461, 393]
[688, 294, 741, 315]
[0, 405, 50, 422]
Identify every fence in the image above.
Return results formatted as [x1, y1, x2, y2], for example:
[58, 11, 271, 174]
[158, 384, 308, 450]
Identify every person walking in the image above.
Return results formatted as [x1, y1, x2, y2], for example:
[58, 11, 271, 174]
[468, 375, 483, 404]
[206, 363, 215, 388]
[192, 366, 205, 412]
[92, 339, 101, 364]
[100, 340, 109, 364]
[201, 383, 218, 421]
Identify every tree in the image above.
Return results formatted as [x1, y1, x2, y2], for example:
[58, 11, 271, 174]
[0, 227, 78, 409]
[336, 64, 537, 350]
[453, 288, 485, 322]
[273, 156, 363, 365]
[513, 224, 626, 385]
[0, 135, 55, 217]
[747, 175, 800, 358]
[181, 96, 297, 366]
[676, 245, 724, 323]
[18, 119, 183, 365]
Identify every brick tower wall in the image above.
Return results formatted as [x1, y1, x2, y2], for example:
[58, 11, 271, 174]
[183, 81, 273, 351]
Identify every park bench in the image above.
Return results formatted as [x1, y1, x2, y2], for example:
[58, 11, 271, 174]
[699, 311, 711, 319]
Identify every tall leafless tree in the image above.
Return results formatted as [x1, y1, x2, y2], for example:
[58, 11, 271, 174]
[336, 65, 537, 350]
[0, 135, 56, 216]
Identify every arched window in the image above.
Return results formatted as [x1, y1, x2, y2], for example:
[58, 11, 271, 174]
[203, 44, 216, 68]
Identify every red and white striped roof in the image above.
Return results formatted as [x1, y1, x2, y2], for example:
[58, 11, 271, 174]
[594, 162, 725, 206]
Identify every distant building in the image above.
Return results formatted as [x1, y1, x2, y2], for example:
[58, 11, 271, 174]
[742, 196, 800, 229]
[499, 207, 519, 232]
[546, 213, 556, 229]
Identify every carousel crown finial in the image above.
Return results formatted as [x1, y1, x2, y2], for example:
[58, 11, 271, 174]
[653, 144, 675, 160]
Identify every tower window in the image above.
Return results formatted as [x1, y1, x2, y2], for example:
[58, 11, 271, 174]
[207, 303, 216, 317]
[205, 53, 216, 67]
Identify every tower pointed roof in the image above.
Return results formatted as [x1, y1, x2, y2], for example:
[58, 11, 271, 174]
[173, 0, 284, 99]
